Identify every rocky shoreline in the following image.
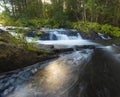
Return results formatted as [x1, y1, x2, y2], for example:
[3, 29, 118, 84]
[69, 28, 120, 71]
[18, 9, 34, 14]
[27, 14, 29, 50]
[0, 27, 120, 73]
[0, 29, 58, 73]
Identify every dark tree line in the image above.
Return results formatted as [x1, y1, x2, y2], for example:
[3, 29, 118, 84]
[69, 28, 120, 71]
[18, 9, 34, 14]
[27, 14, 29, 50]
[1, 0, 120, 26]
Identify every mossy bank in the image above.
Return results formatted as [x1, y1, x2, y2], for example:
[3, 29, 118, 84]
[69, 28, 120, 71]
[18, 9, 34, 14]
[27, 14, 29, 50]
[0, 29, 56, 73]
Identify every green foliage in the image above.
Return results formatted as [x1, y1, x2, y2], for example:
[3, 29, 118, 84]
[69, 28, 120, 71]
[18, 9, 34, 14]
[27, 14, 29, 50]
[73, 21, 101, 33]
[1, 0, 120, 27]
[0, 30, 40, 52]
[0, 36, 7, 42]
[24, 42, 38, 51]
[34, 36, 40, 40]
[73, 21, 89, 33]
[0, 13, 5, 24]
[2, 17, 71, 28]
[38, 19, 57, 28]
[14, 28, 30, 34]
[37, 31, 42, 35]
[101, 24, 112, 34]
[1, 0, 120, 37]
[14, 19, 38, 27]
[101, 24, 120, 37]
[87, 22, 101, 32]
[110, 27, 120, 37]
[73, 21, 120, 37]
[3, 17, 15, 26]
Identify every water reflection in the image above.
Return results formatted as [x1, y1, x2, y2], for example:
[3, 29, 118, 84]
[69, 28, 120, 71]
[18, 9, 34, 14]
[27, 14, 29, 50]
[33, 61, 72, 96]
[80, 47, 120, 97]
[5, 47, 120, 97]
[6, 50, 93, 97]
[43, 61, 67, 90]
[31, 59, 80, 97]
[7, 50, 92, 97]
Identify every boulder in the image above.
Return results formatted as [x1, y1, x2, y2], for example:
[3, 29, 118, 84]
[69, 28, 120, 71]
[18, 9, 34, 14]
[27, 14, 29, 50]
[0, 42, 38, 73]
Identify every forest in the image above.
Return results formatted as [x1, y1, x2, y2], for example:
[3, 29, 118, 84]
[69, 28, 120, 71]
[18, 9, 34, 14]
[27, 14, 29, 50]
[0, 0, 120, 37]
[1, 0, 120, 97]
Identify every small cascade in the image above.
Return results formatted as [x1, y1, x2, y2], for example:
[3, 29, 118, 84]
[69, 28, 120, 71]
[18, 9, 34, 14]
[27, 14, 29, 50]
[49, 30, 83, 40]
[56, 34, 69, 40]
[50, 32, 54, 40]
[49, 31, 69, 40]
[77, 33, 82, 39]
[98, 32, 111, 40]
[36, 29, 99, 49]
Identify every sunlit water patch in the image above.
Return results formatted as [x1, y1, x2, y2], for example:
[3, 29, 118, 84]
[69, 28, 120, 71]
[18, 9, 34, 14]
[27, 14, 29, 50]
[7, 50, 93, 97]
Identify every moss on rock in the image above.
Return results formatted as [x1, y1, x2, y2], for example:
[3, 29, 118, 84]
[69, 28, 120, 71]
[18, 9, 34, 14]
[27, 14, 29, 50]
[0, 29, 56, 73]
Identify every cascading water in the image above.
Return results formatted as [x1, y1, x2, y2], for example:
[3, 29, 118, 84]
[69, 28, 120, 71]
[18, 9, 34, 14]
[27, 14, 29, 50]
[49, 31, 69, 40]
[79, 47, 120, 97]
[4, 49, 93, 97]
[1, 26, 120, 97]
[35, 29, 98, 49]
[77, 33, 82, 39]
[98, 32, 111, 40]
[47, 30, 82, 40]
[2, 45, 120, 97]
[1, 27, 98, 49]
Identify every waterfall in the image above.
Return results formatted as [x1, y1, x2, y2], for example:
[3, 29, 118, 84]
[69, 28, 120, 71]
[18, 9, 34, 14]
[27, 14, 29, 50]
[50, 32, 54, 40]
[49, 30, 83, 40]
[35, 29, 99, 49]
[49, 31, 69, 40]
[77, 33, 82, 39]
[98, 32, 111, 40]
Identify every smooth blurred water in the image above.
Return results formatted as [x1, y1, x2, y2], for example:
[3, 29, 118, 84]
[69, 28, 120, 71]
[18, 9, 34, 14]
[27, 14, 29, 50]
[6, 50, 93, 97]
[35, 29, 99, 49]
[35, 40, 98, 49]
[1, 26, 120, 97]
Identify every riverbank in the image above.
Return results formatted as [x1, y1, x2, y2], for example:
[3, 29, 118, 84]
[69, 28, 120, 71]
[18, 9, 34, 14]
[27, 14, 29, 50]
[0, 26, 120, 73]
[0, 29, 57, 73]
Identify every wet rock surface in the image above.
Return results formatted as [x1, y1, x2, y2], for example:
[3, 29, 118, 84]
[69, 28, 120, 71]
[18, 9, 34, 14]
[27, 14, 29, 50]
[80, 30, 112, 40]
[4, 47, 120, 97]
[0, 50, 93, 97]
[0, 29, 58, 73]
[0, 60, 53, 96]
[1, 27, 120, 97]
[0, 42, 38, 73]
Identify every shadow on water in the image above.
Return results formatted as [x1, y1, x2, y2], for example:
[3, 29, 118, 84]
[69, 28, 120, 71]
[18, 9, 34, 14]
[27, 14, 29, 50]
[1, 27, 120, 97]
[78, 47, 120, 97]
[6, 50, 93, 97]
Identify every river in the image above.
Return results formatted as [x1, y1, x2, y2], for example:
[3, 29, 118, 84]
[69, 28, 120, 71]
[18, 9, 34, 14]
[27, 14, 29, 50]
[0, 27, 120, 97]
[1, 50, 93, 97]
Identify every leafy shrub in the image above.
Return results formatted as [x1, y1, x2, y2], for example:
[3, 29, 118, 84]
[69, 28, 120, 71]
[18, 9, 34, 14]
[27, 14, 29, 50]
[101, 24, 113, 34]
[2, 16, 71, 28]
[72, 21, 120, 37]
[87, 22, 101, 32]
[14, 28, 30, 34]
[73, 21, 89, 32]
